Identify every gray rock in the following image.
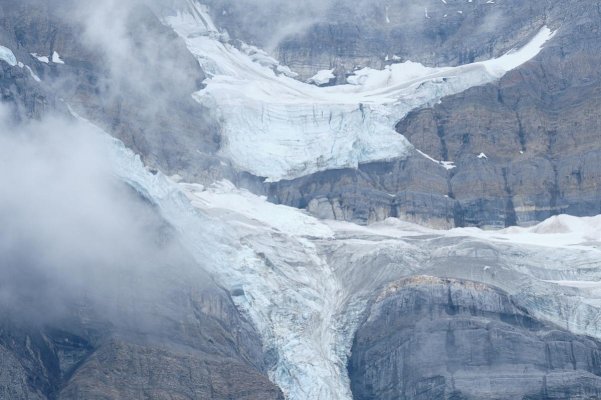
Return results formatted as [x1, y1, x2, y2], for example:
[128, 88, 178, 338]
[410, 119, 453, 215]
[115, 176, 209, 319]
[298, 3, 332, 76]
[0, 0, 244, 185]
[204, 0, 549, 81]
[266, 0, 601, 228]
[349, 276, 601, 400]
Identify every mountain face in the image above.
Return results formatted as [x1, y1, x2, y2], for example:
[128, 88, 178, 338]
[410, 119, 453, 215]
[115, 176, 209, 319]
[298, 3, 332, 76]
[350, 277, 601, 400]
[1, 1, 601, 400]
[263, 0, 601, 229]
[0, 176, 283, 399]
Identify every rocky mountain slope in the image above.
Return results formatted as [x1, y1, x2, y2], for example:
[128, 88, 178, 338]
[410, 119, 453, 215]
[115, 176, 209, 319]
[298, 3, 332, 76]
[265, 0, 601, 228]
[2, 0, 600, 229]
[350, 276, 601, 400]
[0, 175, 282, 399]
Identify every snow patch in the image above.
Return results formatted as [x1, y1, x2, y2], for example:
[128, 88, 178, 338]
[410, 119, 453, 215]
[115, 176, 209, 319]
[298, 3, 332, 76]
[308, 69, 335, 86]
[52, 51, 65, 64]
[31, 53, 49, 63]
[482, 26, 556, 77]
[453, 214, 601, 249]
[416, 149, 456, 170]
[241, 43, 298, 78]
[0, 45, 17, 66]
[545, 281, 601, 289]
[182, 180, 334, 239]
[25, 66, 41, 82]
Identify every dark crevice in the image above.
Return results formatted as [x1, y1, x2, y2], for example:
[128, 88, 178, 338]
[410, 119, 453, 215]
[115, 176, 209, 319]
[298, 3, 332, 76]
[437, 122, 449, 161]
[548, 162, 561, 216]
[452, 201, 465, 228]
[516, 111, 527, 152]
[501, 168, 518, 227]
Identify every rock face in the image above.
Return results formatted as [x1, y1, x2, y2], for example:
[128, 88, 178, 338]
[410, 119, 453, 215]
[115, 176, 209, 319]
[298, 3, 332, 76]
[267, 0, 601, 228]
[0, 0, 243, 185]
[0, 294, 283, 400]
[204, 0, 549, 81]
[395, 1, 601, 228]
[349, 276, 601, 400]
[3, 0, 601, 229]
[268, 154, 457, 228]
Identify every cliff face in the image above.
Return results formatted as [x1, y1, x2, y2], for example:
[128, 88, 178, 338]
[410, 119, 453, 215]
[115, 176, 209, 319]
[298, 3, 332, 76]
[204, 0, 549, 80]
[349, 276, 601, 400]
[0, 290, 283, 400]
[395, 1, 601, 227]
[0, 0, 240, 184]
[266, 0, 601, 228]
[3, 0, 600, 229]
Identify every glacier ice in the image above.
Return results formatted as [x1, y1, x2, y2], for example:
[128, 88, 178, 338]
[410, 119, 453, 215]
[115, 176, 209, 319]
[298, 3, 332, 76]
[92, 110, 601, 400]
[65, 5, 577, 399]
[0, 46, 41, 81]
[52, 51, 65, 64]
[163, 1, 555, 181]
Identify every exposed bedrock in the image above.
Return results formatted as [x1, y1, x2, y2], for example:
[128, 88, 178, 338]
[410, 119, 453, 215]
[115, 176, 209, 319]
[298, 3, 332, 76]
[4, 0, 601, 228]
[0, 0, 245, 185]
[204, 0, 550, 81]
[268, 1, 601, 228]
[0, 292, 283, 400]
[349, 276, 601, 400]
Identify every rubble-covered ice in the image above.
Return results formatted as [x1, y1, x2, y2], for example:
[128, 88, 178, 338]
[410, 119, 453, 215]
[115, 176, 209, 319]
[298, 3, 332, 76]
[163, 1, 555, 182]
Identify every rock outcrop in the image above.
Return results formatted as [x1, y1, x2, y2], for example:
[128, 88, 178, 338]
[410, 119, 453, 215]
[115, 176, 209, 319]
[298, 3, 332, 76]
[0, 293, 283, 400]
[0, 0, 240, 184]
[349, 276, 601, 400]
[267, 0, 601, 228]
[204, 0, 549, 81]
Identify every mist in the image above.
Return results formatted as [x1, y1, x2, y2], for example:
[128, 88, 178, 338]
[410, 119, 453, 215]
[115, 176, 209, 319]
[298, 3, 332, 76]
[0, 105, 206, 330]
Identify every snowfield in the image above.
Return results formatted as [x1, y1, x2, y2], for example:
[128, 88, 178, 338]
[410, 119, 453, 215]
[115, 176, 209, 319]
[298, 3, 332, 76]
[163, 1, 555, 181]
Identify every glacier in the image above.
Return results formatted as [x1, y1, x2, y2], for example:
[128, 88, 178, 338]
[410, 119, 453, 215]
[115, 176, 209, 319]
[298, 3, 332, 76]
[70, 4, 593, 399]
[85, 110, 601, 400]
[163, 1, 555, 181]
